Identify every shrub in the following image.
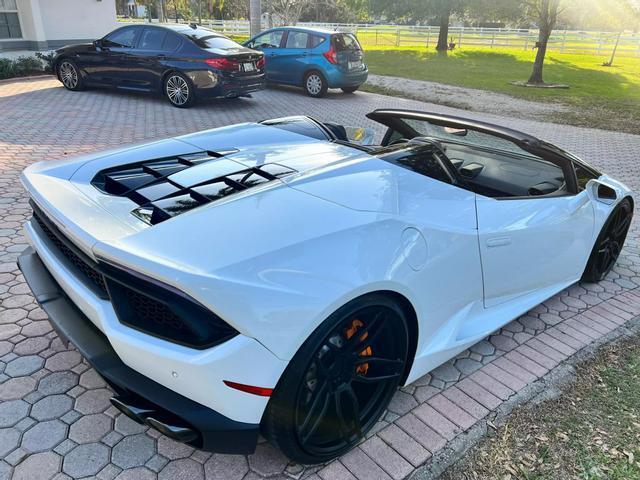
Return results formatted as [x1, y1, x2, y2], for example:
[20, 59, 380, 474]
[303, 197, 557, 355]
[0, 58, 15, 79]
[35, 51, 55, 73]
[0, 54, 50, 80]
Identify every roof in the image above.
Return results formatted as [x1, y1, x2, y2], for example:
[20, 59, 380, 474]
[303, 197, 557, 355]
[266, 26, 343, 35]
[136, 23, 224, 36]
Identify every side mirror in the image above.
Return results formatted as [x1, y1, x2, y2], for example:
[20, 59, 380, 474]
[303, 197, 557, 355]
[93, 39, 103, 48]
[587, 179, 617, 205]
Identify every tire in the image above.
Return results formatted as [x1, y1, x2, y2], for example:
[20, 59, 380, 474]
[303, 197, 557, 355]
[303, 71, 328, 98]
[582, 197, 633, 283]
[341, 85, 359, 94]
[164, 72, 195, 108]
[263, 293, 409, 464]
[57, 59, 84, 91]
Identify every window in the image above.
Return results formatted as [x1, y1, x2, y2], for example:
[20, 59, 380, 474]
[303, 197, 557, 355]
[138, 28, 166, 50]
[162, 32, 181, 51]
[285, 31, 309, 49]
[0, 1, 20, 39]
[179, 28, 239, 49]
[104, 27, 138, 48]
[309, 35, 325, 48]
[403, 118, 541, 160]
[249, 30, 284, 49]
[333, 33, 361, 52]
[574, 163, 598, 191]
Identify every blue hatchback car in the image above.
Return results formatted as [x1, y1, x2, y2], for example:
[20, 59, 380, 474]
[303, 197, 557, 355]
[244, 27, 368, 98]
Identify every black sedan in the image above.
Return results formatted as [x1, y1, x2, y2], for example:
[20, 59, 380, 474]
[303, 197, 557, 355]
[53, 24, 265, 107]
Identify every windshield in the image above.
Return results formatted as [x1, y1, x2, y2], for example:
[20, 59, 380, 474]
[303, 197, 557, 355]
[180, 28, 240, 49]
[402, 118, 541, 159]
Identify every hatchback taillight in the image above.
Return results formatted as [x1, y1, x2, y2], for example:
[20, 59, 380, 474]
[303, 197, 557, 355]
[323, 45, 338, 65]
[205, 57, 238, 71]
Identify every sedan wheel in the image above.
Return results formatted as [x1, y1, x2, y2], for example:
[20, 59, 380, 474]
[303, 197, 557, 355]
[58, 61, 82, 91]
[583, 198, 633, 282]
[264, 295, 409, 464]
[304, 71, 328, 98]
[165, 73, 194, 108]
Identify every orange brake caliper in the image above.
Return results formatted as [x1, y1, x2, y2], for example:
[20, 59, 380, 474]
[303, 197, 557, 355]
[345, 319, 372, 375]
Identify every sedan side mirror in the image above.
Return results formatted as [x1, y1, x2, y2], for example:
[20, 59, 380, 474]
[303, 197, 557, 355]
[93, 39, 103, 48]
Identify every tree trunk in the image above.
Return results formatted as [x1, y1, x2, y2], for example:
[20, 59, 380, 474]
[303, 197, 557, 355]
[436, 8, 451, 55]
[527, 0, 559, 85]
[528, 27, 551, 84]
[249, 0, 261, 37]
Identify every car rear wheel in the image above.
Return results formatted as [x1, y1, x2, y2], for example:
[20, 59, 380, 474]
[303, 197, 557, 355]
[341, 86, 359, 94]
[164, 72, 195, 108]
[263, 294, 409, 464]
[304, 71, 328, 98]
[58, 60, 84, 91]
[582, 197, 633, 282]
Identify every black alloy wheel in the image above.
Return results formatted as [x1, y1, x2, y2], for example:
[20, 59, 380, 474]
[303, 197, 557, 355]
[263, 294, 409, 464]
[583, 197, 633, 282]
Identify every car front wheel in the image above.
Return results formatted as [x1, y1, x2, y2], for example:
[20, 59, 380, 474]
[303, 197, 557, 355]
[164, 72, 195, 108]
[304, 71, 328, 98]
[57, 60, 84, 91]
[263, 294, 409, 464]
[582, 197, 633, 282]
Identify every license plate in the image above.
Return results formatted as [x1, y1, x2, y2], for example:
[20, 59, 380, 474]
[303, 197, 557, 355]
[348, 60, 362, 70]
[243, 62, 256, 72]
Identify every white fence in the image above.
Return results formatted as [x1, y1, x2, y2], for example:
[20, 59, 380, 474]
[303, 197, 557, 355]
[119, 18, 640, 58]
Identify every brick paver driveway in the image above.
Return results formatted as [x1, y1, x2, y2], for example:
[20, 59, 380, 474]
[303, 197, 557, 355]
[0, 78, 639, 480]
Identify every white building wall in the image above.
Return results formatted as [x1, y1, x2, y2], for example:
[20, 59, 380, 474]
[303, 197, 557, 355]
[38, 0, 117, 41]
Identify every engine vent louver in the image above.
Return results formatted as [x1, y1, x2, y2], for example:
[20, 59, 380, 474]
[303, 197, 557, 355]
[91, 151, 296, 225]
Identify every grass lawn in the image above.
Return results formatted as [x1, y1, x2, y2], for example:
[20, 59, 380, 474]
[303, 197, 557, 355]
[441, 332, 640, 480]
[363, 47, 640, 133]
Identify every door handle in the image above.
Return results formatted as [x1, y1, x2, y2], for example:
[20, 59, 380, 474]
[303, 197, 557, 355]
[486, 236, 511, 248]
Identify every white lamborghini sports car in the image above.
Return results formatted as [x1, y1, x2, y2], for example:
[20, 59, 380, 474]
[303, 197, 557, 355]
[19, 110, 633, 463]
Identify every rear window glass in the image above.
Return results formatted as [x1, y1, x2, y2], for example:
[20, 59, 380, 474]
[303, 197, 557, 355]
[162, 32, 181, 51]
[309, 34, 325, 48]
[285, 31, 309, 49]
[139, 28, 166, 50]
[180, 29, 239, 49]
[333, 33, 361, 52]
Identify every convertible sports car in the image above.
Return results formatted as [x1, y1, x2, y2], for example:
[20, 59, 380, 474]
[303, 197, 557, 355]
[18, 110, 633, 464]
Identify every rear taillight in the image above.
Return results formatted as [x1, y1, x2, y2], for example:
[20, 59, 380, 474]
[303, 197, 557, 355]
[256, 56, 265, 69]
[323, 45, 338, 64]
[204, 57, 239, 71]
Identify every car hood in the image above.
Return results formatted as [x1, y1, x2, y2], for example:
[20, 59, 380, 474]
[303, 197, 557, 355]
[55, 43, 95, 55]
